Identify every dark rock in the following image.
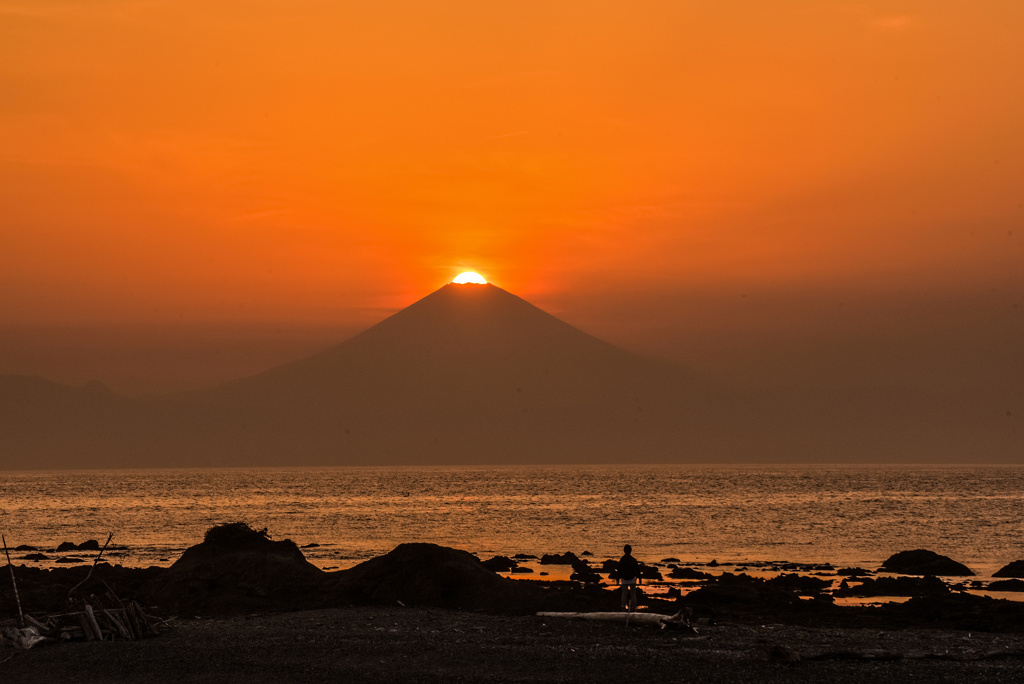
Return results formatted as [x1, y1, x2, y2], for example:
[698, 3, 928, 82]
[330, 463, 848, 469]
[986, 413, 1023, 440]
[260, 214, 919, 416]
[581, 551, 592, 556]
[669, 566, 710, 580]
[510, 566, 534, 574]
[78, 539, 101, 551]
[711, 572, 757, 585]
[332, 543, 615, 615]
[661, 557, 681, 563]
[569, 566, 602, 584]
[540, 552, 580, 565]
[480, 555, 518, 572]
[203, 522, 270, 546]
[56, 542, 77, 552]
[146, 524, 325, 615]
[880, 549, 974, 576]
[565, 555, 604, 584]
[638, 564, 662, 581]
[56, 556, 84, 563]
[683, 582, 798, 608]
[301, 543, 321, 548]
[569, 570, 601, 583]
[21, 553, 48, 561]
[512, 553, 538, 560]
[605, 558, 661, 582]
[836, 567, 872, 576]
[881, 592, 1024, 632]
[994, 560, 1024, 578]
[833, 575, 948, 598]
[988, 579, 1024, 592]
[14, 545, 37, 552]
[766, 573, 830, 594]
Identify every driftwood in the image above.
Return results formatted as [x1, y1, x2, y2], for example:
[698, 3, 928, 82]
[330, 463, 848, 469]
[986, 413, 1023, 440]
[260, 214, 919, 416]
[537, 610, 697, 632]
[10, 597, 165, 646]
[2, 535, 25, 627]
[68, 532, 114, 599]
[0, 531, 166, 650]
[1, 584, 164, 650]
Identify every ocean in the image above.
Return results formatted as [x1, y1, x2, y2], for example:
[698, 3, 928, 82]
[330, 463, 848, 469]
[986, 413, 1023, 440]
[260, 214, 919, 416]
[1, 465, 1022, 578]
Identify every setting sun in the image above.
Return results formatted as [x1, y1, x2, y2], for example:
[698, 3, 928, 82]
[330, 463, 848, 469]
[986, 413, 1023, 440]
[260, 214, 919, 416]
[452, 272, 487, 285]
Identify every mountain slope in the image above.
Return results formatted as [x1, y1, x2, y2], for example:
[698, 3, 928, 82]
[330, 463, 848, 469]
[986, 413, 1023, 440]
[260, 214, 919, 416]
[183, 283, 730, 465]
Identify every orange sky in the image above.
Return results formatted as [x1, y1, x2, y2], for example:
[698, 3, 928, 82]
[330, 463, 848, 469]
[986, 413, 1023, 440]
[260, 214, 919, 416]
[2, 1, 1022, 397]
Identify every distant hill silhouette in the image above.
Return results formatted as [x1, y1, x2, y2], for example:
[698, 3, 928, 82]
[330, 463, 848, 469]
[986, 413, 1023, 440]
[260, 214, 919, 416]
[1, 283, 1019, 468]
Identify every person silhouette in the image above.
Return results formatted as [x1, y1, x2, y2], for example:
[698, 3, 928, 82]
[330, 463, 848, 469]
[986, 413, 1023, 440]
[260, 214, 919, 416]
[618, 544, 641, 612]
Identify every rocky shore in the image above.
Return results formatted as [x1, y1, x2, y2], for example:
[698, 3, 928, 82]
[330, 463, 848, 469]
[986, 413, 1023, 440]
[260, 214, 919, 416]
[3, 525, 1024, 682]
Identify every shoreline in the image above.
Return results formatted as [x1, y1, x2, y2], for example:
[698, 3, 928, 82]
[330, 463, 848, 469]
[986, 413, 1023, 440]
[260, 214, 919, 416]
[8, 542, 1023, 608]
[4, 533, 1024, 681]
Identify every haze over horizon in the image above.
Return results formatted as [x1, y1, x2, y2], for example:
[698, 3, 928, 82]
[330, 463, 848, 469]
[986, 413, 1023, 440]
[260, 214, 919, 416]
[2, 1, 1021, 462]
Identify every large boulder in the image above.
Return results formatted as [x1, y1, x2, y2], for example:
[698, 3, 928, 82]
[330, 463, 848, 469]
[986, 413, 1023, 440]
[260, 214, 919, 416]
[145, 523, 328, 615]
[331, 543, 615, 614]
[879, 550, 974, 576]
[994, 561, 1024, 578]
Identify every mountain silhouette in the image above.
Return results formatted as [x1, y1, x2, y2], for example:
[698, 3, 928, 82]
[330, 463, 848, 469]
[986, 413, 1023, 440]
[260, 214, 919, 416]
[2, 282, 1017, 468]
[181, 283, 729, 466]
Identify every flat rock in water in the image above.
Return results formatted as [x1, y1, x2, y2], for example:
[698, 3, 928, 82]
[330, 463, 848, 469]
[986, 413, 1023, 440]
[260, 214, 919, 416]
[834, 575, 948, 598]
[879, 550, 974, 577]
[669, 566, 710, 580]
[481, 555, 518, 572]
[540, 552, 580, 565]
[988, 579, 1024, 592]
[836, 567, 873, 576]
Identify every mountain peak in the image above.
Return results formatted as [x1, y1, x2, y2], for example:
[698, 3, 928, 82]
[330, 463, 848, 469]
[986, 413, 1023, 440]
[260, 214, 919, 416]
[338, 281, 623, 362]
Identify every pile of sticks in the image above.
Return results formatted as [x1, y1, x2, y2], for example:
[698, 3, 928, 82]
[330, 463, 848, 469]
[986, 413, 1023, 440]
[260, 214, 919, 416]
[24, 592, 163, 642]
[2, 532, 168, 650]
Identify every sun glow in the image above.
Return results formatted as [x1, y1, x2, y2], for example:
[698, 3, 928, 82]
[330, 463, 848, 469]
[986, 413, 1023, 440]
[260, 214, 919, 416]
[452, 272, 487, 284]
